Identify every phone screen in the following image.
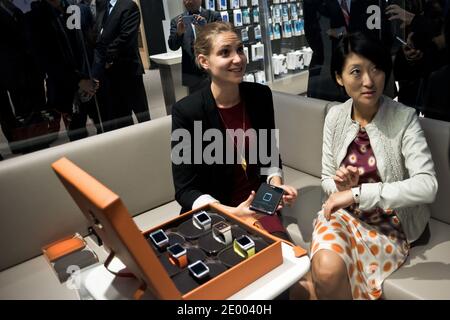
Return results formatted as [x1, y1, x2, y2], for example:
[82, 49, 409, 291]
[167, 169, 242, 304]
[250, 183, 284, 215]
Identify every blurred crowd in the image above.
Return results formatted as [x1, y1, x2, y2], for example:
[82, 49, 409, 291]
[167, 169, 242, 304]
[0, 0, 149, 157]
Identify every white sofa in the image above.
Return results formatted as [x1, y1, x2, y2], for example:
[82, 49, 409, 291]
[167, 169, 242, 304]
[0, 91, 449, 299]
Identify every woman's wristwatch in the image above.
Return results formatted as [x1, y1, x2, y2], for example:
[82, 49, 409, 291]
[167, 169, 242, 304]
[351, 187, 361, 204]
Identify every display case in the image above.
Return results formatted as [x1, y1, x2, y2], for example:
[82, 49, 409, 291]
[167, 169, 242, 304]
[261, 0, 312, 82]
[203, 0, 312, 86]
[50, 157, 306, 300]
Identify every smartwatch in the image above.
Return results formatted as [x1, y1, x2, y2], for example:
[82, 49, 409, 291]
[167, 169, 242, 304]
[167, 243, 188, 268]
[192, 211, 212, 231]
[148, 229, 169, 249]
[188, 260, 210, 280]
[233, 235, 255, 259]
[351, 187, 361, 204]
[212, 221, 232, 245]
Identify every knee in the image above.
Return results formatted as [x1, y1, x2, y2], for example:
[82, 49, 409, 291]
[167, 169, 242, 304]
[311, 251, 346, 289]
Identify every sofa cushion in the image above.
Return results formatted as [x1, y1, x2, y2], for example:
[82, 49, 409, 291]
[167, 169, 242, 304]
[0, 116, 174, 271]
[273, 91, 329, 178]
[281, 166, 322, 250]
[0, 236, 107, 300]
[0, 256, 80, 300]
[419, 117, 450, 224]
[383, 218, 450, 299]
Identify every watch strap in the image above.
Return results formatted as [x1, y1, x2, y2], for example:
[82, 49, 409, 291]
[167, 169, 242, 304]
[351, 186, 361, 204]
[233, 239, 255, 258]
[213, 227, 232, 245]
[169, 253, 188, 268]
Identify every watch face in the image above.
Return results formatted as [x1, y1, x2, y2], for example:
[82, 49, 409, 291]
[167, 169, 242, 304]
[188, 260, 209, 278]
[195, 211, 210, 224]
[167, 243, 185, 257]
[214, 221, 230, 232]
[149, 229, 168, 245]
[237, 235, 254, 249]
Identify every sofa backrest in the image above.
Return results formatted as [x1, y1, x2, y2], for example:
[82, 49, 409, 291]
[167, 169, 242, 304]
[272, 91, 330, 178]
[0, 116, 174, 271]
[419, 117, 450, 224]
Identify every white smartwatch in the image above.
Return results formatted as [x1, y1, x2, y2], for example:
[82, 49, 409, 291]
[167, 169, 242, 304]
[351, 187, 361, 204]
[212, 221, 232, 245]
[188, 260, 210, 280]
[148, 229, 169, 249]
[192, 211, 212, 231]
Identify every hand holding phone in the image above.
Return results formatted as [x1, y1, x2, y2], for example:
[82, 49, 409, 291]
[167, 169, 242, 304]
[182, 15, 194, 25]
[249, 183, 285, 215]
[193, 14, 207, 26]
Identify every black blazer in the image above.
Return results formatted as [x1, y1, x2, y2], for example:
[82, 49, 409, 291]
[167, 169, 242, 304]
[168, 9, 221, 86]
[92, 0, 144, 79]
[304, 0, 325, 66]
[171, 82, 282, 213]
[424, 65, 450, 122]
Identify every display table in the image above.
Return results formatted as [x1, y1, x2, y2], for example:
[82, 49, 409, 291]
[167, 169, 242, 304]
[78, 242, 310, 300]
[149, 52, 183, 115]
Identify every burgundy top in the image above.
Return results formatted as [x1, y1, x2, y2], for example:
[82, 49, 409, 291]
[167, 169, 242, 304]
[341, 127, 384, 220]
[218, 102, 285, 234]
[341, 127, 380, 185]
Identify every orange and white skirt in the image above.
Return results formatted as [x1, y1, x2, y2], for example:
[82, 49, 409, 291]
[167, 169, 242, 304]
[310, 207, 409, 300]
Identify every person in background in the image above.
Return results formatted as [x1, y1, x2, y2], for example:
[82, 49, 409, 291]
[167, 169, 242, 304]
[171, 22, 298, 242]
[291, 32, 437, 300]
[91, 0, 150, 132]
[424, 14, 450, 121]
[168, 0, 221, 94]
[388, 0, 448, 113]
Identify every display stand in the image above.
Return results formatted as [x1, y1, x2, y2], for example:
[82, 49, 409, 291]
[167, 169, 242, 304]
[52, 157, 308, 300]
[149, 52, 183, 115]
[79, 242, 310, 300]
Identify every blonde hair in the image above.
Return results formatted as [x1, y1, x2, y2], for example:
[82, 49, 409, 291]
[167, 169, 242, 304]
[194, 22, 238, 69]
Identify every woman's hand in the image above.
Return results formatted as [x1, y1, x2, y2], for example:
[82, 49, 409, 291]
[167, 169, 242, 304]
[333, 165, 359, 191]
[278, 184, 298, 207]
[322, 190, 354, 221]
[232, 191, 258, 217]
[231, 191, 265, 228]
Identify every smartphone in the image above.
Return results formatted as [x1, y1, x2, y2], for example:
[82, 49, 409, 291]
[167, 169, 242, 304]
[249, 183, 284, 215]
[182, 15, 194, 25]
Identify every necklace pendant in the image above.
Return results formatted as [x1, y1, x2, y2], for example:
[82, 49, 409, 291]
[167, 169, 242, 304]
[241, 157, 247, 172]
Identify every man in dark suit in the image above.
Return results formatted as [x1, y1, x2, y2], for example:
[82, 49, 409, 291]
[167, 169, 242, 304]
[321, 0, 392, 48]
[168, 0, 221, 94]
[92, 0, 149, 132]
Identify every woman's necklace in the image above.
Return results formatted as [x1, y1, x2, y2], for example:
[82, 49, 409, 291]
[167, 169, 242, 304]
[217, 102, 248, 179]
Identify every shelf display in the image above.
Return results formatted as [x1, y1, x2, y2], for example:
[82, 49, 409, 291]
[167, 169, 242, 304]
[265, 0, 311, 80]
[202, 0, 311, 84]
[203, 0, 267, 84]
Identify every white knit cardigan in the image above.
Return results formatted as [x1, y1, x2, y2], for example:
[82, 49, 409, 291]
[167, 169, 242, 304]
[322, 96, 438, 243]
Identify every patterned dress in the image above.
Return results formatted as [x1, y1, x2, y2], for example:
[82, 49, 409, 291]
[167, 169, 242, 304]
[311, 127, 410, 300]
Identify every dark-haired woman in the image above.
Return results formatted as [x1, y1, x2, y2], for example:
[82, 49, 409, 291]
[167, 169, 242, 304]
[292, 32, 437, 300]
